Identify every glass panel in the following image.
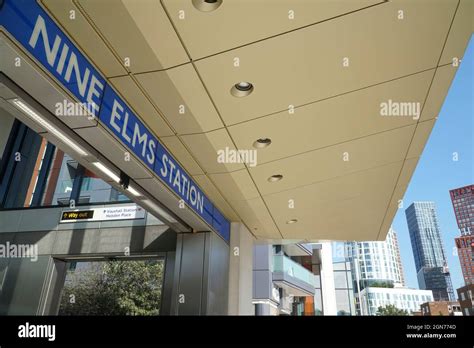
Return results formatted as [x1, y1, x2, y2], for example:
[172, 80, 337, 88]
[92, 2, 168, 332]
[273, 255, 316, 286]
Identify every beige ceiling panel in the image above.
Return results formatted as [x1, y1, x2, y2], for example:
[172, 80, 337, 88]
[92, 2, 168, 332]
[377, 157, 419, 241]
[230, 197, 281, 240]
[406, 120, 436, 159]
[160, 136, 204, 175]
[192, 174, 240, 221]
[420, 64, 459, 122]
[195, 1, 456, 125]
[162, 0, 382, 59]
[208, 169, 260, 202]
[251, 125, 415, 196]
[41, 0, 127, 77]
[135, 64, 224, 134]
[439, 0, 474, 66]
[279, 194, 389, 242]
[108, 76, 174, 137]
[77, 0, 189, 73]
[263, 161, 403, 241]
[180, 129, 245, 173]
[229, 70, 432, 164]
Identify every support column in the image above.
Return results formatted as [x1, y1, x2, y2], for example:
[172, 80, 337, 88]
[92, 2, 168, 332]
[253, 244, 275, 315]
[319, 242, 337, 315]
[169, 231, 229, 315]
[227, 223, 255, 315]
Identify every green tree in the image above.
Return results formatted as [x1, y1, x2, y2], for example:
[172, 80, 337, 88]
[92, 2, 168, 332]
[59, 260, 164, 316]
[376, 304, 408, 316]
[369, 281, 394, 288]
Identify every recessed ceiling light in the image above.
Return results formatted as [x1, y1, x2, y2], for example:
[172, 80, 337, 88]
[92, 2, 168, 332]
[253, 138, 272, 149]
[192, 0, 223, 12]
[268, 174, 283, 182]
[235, 82, 252, 91]
[286, 219, 298, 224]
[231, 82, 254, 97]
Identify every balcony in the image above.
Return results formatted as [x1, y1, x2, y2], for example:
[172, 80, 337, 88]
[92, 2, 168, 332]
[283, 243, 313, 256]
[272, 255, 316, 296]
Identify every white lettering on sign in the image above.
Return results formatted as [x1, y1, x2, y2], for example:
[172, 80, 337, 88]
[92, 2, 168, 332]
[109, 99, 156, 166]
[28, 15, 104, 114]
[160, 154, 204, 214]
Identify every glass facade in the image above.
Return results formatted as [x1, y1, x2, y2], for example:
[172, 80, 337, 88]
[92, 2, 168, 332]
[0, 116, 131, 210]
[345, 228, 405, 288]
[405, 202, 455, 301]
[405, 202, 447, 271]
[417, 267, 455, 301]
[333, 261, 356, 316]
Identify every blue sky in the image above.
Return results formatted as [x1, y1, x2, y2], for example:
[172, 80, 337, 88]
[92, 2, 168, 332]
[391, 35, 473, 290]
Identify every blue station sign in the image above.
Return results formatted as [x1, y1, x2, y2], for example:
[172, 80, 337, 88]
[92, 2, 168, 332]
[0, 0, 230, 242]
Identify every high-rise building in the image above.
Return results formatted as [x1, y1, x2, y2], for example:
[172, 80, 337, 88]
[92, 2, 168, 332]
[449, 185, 474, 285]
[405, 202, 455, 301]
[345, 228, 407, 315]
[346, 227, 406, 287]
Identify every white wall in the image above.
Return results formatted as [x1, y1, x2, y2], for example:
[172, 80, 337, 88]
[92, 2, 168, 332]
[228, 223, 255, 315]
[320, 242, 337, 315]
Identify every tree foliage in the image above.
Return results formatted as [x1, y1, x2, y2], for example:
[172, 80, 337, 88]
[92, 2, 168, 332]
[376, 304, 408, 316]
[59, 260, 164, 316]
[370, 281, 394, 288]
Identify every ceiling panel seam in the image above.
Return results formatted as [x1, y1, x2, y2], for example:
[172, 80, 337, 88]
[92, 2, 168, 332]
[156, 64, 452, 139]
[71, 0, 133, 75]
[105, 59, 194, 78]
[375, 0, 461, 241]
[243, 121, 428, 168]
[39, 0, 126, 78]
[259, 158, 408, 200]
[226, 66, 443, 128]
[73, 0, 192, 73]
[159, 0, 192, 61]
[186, 1, 389, 62]
[160, 0, 266, 238]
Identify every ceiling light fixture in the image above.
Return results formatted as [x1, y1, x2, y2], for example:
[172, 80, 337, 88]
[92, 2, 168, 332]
[286, 219, 298, 224]
[127, 185, 142, 197]
[192, 0, 223, 12]
[92, 162, 120, 183]
[9, 98, 89, 157]
[253, 138, 272, 149]
[268, 174, 283, 183]
[141, 199, 177, 223]
[231, 82, 254, 97]
[235, 82, 252, 91]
